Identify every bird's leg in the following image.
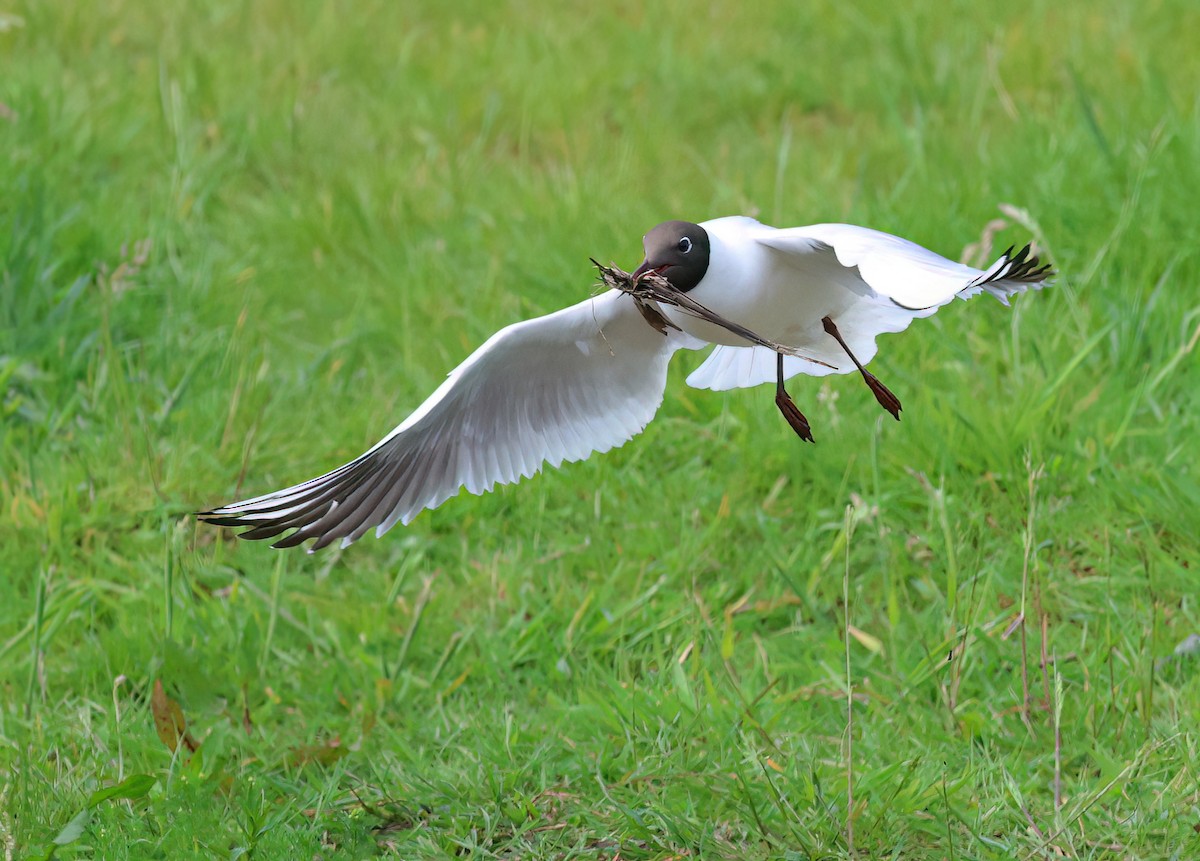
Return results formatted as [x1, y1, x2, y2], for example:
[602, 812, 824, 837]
[821, 315, 902, 420]
[774, 351, 815, 443]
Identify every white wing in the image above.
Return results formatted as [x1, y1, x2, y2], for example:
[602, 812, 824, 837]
[686, 222, 1051, 392]
[200, 291, 699, 551]
[761, 223, 1052, 310]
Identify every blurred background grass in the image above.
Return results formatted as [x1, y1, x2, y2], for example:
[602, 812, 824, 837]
[2, 0, 1198, 858]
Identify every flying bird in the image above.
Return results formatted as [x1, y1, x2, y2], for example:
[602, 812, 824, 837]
[200, 215, 1051, 551]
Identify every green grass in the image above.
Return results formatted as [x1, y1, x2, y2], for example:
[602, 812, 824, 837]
[3, 0, 1199, 857]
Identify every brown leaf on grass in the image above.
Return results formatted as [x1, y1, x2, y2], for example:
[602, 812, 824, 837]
[290, 735, 348, 767]
[237, 683, 254, 736]
[151, 680, 198, 753]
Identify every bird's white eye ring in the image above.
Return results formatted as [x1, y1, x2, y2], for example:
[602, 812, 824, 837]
[678, 237, 692, 254]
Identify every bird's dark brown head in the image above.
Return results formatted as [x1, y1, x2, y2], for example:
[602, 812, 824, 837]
[632, 220, 710, 292]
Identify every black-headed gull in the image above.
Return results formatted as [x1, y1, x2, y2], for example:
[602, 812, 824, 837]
[200, 215, 1051, 551]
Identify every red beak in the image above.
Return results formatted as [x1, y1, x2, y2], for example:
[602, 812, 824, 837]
[632, 260, 667, 282]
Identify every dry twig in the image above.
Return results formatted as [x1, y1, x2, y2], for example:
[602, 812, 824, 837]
[591, 259, 833, 369]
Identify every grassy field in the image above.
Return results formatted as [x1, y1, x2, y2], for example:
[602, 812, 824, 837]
[3, 0, 1199, 857]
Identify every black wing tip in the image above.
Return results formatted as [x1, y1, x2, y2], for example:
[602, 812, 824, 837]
[195, 510, 246, 528]
[978, 242, 1055, 287]
[196, 507, 328, 549]
[195, 452, 389, 551]
[269, 529, 313, 550]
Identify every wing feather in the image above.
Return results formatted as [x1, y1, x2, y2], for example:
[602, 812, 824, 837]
[760, 223, 1052, 310]
[199, 291, 696, 550]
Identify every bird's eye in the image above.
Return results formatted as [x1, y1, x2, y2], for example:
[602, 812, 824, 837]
[677, 237, 693, 254]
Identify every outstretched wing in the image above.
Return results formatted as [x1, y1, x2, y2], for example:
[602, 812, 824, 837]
[200, 291, 698, 551]
[686, 223, 1052, 392]
[760, 222, 1052, 310]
